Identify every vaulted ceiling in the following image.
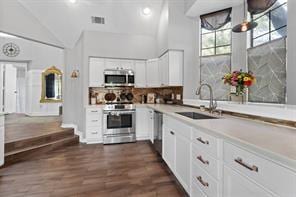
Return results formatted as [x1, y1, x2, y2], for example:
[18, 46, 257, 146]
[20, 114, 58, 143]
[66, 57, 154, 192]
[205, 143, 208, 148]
[18, 0, 164, 48]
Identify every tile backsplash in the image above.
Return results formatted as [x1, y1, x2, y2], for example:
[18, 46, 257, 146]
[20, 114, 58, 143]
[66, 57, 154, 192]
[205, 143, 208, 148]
[89, 86, 183, 104]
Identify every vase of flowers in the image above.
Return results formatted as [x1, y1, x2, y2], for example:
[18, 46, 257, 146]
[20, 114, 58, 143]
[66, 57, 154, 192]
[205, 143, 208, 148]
[222, 70, 256, 103]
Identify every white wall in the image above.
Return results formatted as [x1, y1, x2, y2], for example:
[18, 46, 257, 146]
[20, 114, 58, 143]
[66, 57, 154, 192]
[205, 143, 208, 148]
[157, 1, 169, 55]
[0, 37, 64, 116]
[0, 0, 63, 48]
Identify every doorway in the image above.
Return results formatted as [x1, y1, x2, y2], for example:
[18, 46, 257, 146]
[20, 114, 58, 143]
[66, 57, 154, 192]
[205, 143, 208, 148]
[0, 62, 27, 114]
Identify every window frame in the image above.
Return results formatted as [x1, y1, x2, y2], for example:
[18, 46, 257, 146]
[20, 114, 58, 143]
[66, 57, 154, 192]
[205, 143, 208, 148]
[200, 22, 232, 57]
[250, 1, 287, 47]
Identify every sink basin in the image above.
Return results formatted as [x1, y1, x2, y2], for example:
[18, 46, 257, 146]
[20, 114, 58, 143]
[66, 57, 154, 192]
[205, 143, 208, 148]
[176, 112, 218, 120]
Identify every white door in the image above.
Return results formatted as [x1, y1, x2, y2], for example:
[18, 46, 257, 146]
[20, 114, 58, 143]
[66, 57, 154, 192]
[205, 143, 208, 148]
[146, 59, 160, 87]
[175, 134, 190, 192]
[163, 125, 176, 171]
[148, 109, 154, 143]
[135, 107, 149, 140]
[223, 165, 273, 197]
[4, 65, 17, 113]
[89, 58, 105, 87]
[0, 64, 4, 113]
[134, 61, 146, 87]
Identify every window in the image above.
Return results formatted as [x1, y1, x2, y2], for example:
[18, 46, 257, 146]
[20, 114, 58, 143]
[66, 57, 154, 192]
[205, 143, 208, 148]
[201, 22, 232, 56]
[251, 0, 287, 47]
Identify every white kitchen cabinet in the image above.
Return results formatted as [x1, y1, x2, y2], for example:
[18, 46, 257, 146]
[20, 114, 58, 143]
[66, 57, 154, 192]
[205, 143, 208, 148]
[159, 52, 169, 86]
[163, 125, 176, 171]
[158, 50, 183, 87]
[148, 109, 154, 143]
[105, 58, 121, 70]
[0, 116, 4, 166]
[89, 58, 105, 87]
[146, 58, 160, 87]
[135, 107, 149, 140]
[119, 60, 134, 70]
[223, 165, 273, 197]
[134, 61, 146, 87]
[175, 133, 190, 193]
[85, 108, 103, 144]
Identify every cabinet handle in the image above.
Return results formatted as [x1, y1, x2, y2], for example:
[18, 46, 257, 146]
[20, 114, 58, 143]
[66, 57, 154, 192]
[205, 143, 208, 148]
[196, 176, 209, 187]
[234, 157, 258, 172]
[91, 110, 98, 113]
[196, 137, 209, 145]
[170, 131, 175, 135]
[91, 131, 98, 134]
[197, 155, 209, 165]
[92, 120, 99, 122]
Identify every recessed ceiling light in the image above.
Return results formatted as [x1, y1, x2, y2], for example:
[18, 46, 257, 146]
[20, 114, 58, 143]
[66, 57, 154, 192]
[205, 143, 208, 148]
[69, 0, 77, 4]
[142, 7, 152, 16]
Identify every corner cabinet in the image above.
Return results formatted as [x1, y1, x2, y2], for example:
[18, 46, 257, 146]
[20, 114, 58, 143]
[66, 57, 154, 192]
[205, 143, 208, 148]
[134, 61, 146, 88]
[159, 50, 184, 87]
[146, 58, 160, 87]
[89, 58, 105, 87]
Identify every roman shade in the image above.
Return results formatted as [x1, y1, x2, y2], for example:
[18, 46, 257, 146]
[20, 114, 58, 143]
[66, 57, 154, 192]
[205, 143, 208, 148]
[201, 8, 232, 31]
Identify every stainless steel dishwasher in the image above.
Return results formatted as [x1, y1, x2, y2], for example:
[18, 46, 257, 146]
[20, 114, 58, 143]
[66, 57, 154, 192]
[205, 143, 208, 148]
[153, 111, 163, 155]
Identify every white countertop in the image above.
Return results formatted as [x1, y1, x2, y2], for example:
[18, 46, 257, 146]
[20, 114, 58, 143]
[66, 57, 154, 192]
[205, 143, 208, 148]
[145, 104, 296, 171]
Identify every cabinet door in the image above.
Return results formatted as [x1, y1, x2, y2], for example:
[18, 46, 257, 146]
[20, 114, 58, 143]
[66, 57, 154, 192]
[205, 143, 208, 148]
[169, 51, 183, 86]
[86, 109, 103, 143]
[148, 109, 154, 143]
[146, 59, 160, 87]
[0, 125, 4, 166]
[160, 52, 169, 86]
[175, 134, 190, 193]
[89, 58, 105, 87]
[163, 125, 176, 171]
[105, 59, 121, 70]
[135, 107, 149, 140]
[134, 61, 146, 87]
[120, 60, 134, 70]
[223, 165, 273, 197]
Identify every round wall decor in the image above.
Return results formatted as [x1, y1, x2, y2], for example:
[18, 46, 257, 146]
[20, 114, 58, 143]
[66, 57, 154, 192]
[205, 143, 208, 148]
[2, 43, 20, 57]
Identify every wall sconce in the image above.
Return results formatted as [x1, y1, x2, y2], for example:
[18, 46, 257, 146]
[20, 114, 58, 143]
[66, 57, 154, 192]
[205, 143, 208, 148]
[71, 70, 79, 78]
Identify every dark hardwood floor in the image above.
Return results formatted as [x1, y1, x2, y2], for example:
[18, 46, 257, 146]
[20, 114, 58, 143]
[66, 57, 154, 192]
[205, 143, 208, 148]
[5, 114, 63, 143]
[0, 141, 186, 197]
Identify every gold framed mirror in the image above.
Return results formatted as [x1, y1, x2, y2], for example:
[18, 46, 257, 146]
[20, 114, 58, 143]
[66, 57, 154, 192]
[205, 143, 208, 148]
[40, 66, 62, 103]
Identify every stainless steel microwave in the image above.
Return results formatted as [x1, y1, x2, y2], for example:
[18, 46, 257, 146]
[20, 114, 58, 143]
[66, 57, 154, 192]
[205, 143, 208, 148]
[104, 69, 134, 87]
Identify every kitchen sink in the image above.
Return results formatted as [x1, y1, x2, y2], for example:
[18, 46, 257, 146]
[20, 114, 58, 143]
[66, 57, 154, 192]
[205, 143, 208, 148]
[176, 112, 218, 120]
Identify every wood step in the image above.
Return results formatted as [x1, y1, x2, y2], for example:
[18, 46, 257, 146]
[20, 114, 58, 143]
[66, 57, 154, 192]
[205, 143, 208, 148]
[5, 128, 75, 153]
[4, 135, 79, 167]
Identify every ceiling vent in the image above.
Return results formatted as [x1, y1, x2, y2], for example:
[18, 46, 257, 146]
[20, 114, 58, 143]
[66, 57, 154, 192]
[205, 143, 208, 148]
[91, 16, 105, 24]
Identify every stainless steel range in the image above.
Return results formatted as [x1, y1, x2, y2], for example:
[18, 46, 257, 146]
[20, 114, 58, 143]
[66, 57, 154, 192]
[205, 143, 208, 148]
[103, 103, 136, 144]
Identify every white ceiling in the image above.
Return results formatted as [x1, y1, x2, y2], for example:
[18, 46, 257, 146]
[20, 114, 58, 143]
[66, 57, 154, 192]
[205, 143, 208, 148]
[18, 0, 164, 48]
[186, 0, 243, 17]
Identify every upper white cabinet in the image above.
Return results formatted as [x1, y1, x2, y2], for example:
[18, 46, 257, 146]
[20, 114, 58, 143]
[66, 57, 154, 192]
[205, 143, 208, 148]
[120, 59, 134, 70]
[159, 50, 184, 86]
[89, 58, 105, 87]
[146, 58, 160, 87]
[134, 61, 146, 88]
[105, 58, 121, 70]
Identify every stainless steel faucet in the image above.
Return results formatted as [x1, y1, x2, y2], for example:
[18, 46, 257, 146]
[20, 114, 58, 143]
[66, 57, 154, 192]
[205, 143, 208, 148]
[196, 83, 217, 113]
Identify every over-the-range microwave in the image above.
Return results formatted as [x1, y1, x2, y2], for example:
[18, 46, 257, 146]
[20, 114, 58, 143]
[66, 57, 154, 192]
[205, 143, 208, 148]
[104, 69, 135, 87]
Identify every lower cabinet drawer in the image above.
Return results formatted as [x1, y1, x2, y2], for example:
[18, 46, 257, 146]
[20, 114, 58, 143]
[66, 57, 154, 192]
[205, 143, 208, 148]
[191, 181, 207, 197]
[224, 142, 296, 197]
[86, 117, 102, 127]
[191, 161, 219, 197]
[86, 127, 102, 139]
[192, 143, 220, 180]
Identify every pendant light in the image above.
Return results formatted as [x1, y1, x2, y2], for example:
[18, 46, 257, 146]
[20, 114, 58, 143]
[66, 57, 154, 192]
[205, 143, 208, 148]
[232, 0, 258, 33]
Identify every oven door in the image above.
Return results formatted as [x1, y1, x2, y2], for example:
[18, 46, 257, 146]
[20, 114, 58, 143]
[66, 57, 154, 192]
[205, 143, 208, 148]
[104, 74, 127, 87]
[103, 111, 135, 135]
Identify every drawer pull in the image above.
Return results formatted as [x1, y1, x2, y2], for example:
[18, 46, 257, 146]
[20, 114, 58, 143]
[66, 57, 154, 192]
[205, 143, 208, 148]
[196, 176, 209, 187]
[91, 132, 98, 134]
[197, 155, 209, 165]
[234, 157, 258, 172]
[170, 131, 175, 135]
[91, 120, 99, 122]
[196, 137, 209, 145]
[91, 110, 98, 113]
